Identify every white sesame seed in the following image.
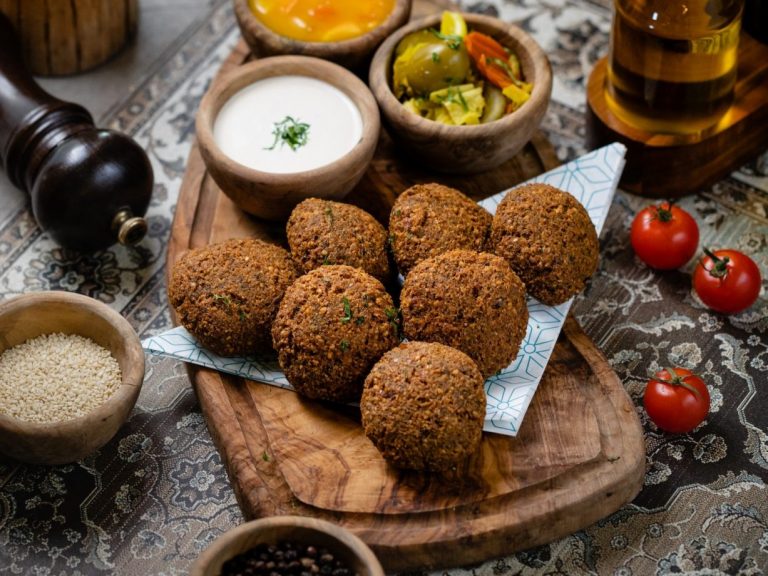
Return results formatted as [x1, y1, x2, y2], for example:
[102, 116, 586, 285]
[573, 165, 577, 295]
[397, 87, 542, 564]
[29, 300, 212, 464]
[0, 333, 122, 424]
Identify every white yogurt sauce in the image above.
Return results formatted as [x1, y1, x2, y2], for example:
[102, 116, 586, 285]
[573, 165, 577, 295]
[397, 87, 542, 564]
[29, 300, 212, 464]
[213, 75, 363, 174]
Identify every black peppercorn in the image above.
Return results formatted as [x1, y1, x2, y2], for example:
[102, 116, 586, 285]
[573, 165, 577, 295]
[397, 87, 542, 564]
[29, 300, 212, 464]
[220, 540, 359, 576]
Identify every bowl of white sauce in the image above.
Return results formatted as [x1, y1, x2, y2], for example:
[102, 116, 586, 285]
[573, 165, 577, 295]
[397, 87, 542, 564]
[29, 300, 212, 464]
[196, 55, 381, 220]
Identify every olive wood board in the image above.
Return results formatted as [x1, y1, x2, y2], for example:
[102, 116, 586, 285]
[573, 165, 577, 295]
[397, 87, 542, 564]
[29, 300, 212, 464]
[586, 32, 768, 198]
[167, 7, 645, 572]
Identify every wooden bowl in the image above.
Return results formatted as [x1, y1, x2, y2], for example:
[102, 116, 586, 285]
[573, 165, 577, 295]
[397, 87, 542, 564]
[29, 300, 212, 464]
[0, 291, 144, 465]
[369, 13, 553, 174]
[196, 55, 381, 221]
[190, 516, 385, 576]
[233, 0, 412, 71]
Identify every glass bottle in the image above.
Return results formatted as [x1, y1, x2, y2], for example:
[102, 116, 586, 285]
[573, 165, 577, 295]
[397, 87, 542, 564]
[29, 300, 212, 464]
[606, 0, 744, 135]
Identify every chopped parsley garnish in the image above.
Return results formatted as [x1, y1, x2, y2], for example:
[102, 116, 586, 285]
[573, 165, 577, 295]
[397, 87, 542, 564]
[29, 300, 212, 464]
[341, 297, 353, 323]
[213, 293, 247, 321]
[339, 339, 350, 352]
[265, 116, 310, 151]
[355, 316, 365, 325]
[431, 51, 440, 63]
[453, 87, 469, 111]
[487, 56, 515, 77]
[212, 293, 232, 307]
[435, 87, 469, 111]
[384, 306, 401, 336]
[429, 28, 463, 50]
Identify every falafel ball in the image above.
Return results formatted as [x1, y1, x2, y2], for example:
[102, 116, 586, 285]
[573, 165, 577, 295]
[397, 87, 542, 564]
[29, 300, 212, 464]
[271, 265, 399, 402]
[400, 249, 528, 379]
[490, 183, 599, 306]
[168, 238, 298, 357]
[287, 198, 391, 283]
[389, 183, 492, 276]
[361, 341, 486, 471]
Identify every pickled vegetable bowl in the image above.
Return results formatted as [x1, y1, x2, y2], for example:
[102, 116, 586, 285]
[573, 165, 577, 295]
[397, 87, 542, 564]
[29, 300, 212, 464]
[391, 11, 533, 126]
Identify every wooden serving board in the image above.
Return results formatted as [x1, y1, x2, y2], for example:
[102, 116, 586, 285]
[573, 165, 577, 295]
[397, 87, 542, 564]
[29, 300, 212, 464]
[167, 5, 645, 570]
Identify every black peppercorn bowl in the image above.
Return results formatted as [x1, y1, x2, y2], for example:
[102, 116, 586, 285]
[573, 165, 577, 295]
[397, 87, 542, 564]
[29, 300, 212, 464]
[191, 516, 384, 576]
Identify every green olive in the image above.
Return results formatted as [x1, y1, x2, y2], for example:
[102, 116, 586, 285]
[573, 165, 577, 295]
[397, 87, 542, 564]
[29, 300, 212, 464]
[395, 30, 435, 56]
[394, 39, 470, 96]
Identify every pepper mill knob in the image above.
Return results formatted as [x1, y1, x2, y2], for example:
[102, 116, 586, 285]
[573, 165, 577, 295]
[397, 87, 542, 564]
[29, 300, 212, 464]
[0, 13, 153, 252]
[113, 210, 148, 246]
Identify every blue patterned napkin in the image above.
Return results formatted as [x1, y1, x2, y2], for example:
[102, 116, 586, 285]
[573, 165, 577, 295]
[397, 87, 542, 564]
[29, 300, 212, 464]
[143, 143, 626, 436]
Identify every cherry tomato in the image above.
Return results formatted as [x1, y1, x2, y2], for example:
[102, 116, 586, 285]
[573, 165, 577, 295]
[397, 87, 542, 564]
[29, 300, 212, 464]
[692, 248, 762, 314]
[630, 202, 700, 270]
[643, 368, 710, 433]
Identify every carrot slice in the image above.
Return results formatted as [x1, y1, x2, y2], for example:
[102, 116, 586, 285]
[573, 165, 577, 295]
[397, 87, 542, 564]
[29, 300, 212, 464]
[466, 32, 515, 88]
[477, 55, 513, 88]
[465, 32, 508, 62]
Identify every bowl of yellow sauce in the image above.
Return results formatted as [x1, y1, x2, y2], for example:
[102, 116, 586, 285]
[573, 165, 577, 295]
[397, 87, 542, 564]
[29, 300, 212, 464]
[233, 0, 412, 70]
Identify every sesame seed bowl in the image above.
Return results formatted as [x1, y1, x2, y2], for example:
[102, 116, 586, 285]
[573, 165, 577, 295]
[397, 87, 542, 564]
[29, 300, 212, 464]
[0, 291, 144, 465]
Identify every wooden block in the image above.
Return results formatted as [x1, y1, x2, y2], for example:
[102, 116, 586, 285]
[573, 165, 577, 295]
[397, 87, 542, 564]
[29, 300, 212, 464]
[0, 0, 138, 76]
[47, 0, 77, 75]
[586, 33, 768, 198]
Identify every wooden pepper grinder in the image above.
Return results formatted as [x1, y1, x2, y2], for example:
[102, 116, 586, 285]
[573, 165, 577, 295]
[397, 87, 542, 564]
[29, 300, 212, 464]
[0, 13, 153, 251]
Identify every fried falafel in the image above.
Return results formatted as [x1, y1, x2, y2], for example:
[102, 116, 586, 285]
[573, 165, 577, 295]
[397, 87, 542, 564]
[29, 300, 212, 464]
[400, 249, 528, 379]
[168, 237, 298, 357]
[389, 183, 492, 276]
[271, 265, 399, 402]
[490, 183, 599, 305]
[287, 198, 391, 283]
[361, 341, 486, 471]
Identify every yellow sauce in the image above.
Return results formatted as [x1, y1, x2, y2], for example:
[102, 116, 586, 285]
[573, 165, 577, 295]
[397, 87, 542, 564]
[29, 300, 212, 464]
[249, 0, 395, 42]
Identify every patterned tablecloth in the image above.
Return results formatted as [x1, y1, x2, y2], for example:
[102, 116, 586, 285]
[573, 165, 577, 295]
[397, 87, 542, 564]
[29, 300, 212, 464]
[0, 0, 766, 574]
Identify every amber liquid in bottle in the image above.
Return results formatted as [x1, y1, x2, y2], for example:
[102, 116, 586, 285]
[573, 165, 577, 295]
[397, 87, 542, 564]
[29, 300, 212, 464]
[607, 0, 743, 135]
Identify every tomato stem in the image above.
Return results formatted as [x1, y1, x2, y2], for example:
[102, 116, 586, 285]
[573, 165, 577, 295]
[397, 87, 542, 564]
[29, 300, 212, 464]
[702, 248, 730, 279]
[659, 367, 702, 399]
[654, 200, 675, 223]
